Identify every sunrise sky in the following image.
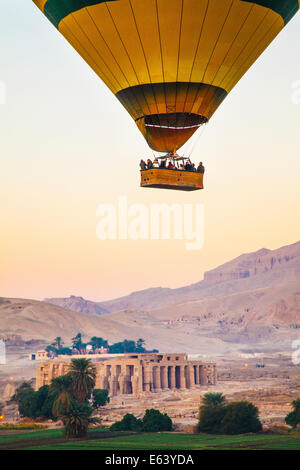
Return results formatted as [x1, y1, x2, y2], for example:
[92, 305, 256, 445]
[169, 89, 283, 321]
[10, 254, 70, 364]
[1, 2, 299, 301]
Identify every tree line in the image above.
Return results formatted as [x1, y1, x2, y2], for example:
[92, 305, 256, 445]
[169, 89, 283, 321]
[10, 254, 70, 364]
[45, 334, 158, 356]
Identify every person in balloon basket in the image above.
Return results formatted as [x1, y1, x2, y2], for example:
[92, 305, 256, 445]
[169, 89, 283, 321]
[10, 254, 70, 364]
[197, 162, 205, 174]
[153, 158, 159, 168]
[184, 159, 193, 171]
[147, 159, 153, 169]
[140, 159, 147, 171]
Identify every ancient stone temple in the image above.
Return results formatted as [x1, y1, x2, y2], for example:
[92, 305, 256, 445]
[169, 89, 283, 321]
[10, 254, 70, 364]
[36, 353, 217, 397]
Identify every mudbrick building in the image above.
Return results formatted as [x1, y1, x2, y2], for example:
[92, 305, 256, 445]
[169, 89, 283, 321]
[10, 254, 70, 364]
[36, 353, 217, 397]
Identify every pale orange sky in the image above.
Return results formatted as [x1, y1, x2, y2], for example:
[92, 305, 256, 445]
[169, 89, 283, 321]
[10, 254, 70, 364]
[0, 3, 299, 301]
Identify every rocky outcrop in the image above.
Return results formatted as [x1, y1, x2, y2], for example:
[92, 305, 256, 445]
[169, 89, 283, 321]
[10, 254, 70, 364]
[203, 243, 300, 284]
[44, 295, 109, 315]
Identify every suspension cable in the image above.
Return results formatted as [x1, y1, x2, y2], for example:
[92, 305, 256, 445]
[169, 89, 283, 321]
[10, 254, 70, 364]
[186, 122, 207, 158]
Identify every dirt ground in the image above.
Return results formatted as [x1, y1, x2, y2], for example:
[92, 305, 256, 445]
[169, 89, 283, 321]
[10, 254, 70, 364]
[0, 346, 299, 428]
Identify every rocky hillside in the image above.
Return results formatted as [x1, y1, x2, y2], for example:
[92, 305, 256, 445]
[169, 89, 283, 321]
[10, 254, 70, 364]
[43, 295, 108, 315]
[0, 297, 231, 355]
[46, 241, 300, 314]
[1, 241, 299, 353]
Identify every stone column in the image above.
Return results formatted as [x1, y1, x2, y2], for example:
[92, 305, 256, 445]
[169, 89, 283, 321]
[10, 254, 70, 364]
[188, 365, 195, 389]
[111, 365, 117, 396]
[119, 374, 125, 394]
[95, 371, 101, 389]
[109, 367, 119, 396]
[36, 365, 43, 390]
[58, 363, 65, 376]
[180, 366, 186, 389]
[99, 375, 108, 390]
[153, 366, 161, 391]
[49, 363, 55, 383]
[132, 375, 139, 396]
[160, 366, 168, 390]
[194, 365, 199, 384]
[144, 366, 152, 392]
[170, 366, 176, 389]
[199, 365, 208, 385]
[137, 366, 143, 393]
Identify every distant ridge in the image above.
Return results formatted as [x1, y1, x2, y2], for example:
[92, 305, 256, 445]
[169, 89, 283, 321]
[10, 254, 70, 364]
[1, 241, 298, 354]
[44, 295, 108, 316]
[45, 241, 300, 314]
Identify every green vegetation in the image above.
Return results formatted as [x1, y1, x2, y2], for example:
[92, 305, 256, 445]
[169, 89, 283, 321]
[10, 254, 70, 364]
[285, 398, 300, 429]
[111, 413, 143, 432]
[197, 393, 227, 434]
[50, 375, 73, 418]
[13, 383, 55, 420]
[68, 358, 96, 402]
[0, 423, 46, 431]
[111, 409, 172, 433]
[13, 359, 109, 439]
[62, 401, 97, 439]
[0, 429, 300, 450]
[92, 389, 110, 410]
[142, 409, 173, 432]
[45, 334, 158, 356]
[220, 401, 262, 434]
[46, 336, 72, 356]
[49, 358, 99, 438]
[197, 393, 262, 435]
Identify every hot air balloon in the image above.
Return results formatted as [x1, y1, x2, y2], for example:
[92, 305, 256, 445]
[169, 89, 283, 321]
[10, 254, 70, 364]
[33, 0, 299, 190]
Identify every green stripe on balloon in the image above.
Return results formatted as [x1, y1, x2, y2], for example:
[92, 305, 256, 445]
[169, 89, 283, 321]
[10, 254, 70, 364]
[242, 0, 298, 24]
[44, 0, 118, 29]
[44, 0, 298, 29]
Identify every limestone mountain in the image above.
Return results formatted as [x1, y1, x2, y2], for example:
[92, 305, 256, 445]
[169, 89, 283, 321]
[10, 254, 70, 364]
[1, 241, 299, 353]
[0, 297, 229, 355]
[46, 240, 300, 315]
[44, 295, 108, 315]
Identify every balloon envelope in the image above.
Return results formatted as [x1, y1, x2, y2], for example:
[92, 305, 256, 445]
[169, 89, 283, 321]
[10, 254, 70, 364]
[33, 0, 299, 152]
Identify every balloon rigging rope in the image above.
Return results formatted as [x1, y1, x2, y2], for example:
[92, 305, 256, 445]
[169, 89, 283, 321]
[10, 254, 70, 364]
[182, 122, 207, 159]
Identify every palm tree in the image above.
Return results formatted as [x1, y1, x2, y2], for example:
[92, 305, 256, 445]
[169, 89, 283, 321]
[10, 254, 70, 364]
[68, 358, 96, 402]
[72, 333, 82, 352]
[63, 401, 99, 439]
[50, 375, 73, 418]
[53, 337, 63, 349]
[201, 393, 227, 407]
[136, 338, 146, 352]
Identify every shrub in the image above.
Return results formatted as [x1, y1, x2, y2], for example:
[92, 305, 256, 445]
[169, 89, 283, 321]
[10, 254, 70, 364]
[197, 393, 262, 435]
[111, 409, 173, 433]
[14, 383, 56, 420]
[92, 389, 110, 410]
[142, 408, 173, 432]
[198, 393, 227, 434]
[198, 405, 227, 433]
[111, 413, 143, 432]
[220, 401, 262, 434]
[285, 398, 300, 428]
